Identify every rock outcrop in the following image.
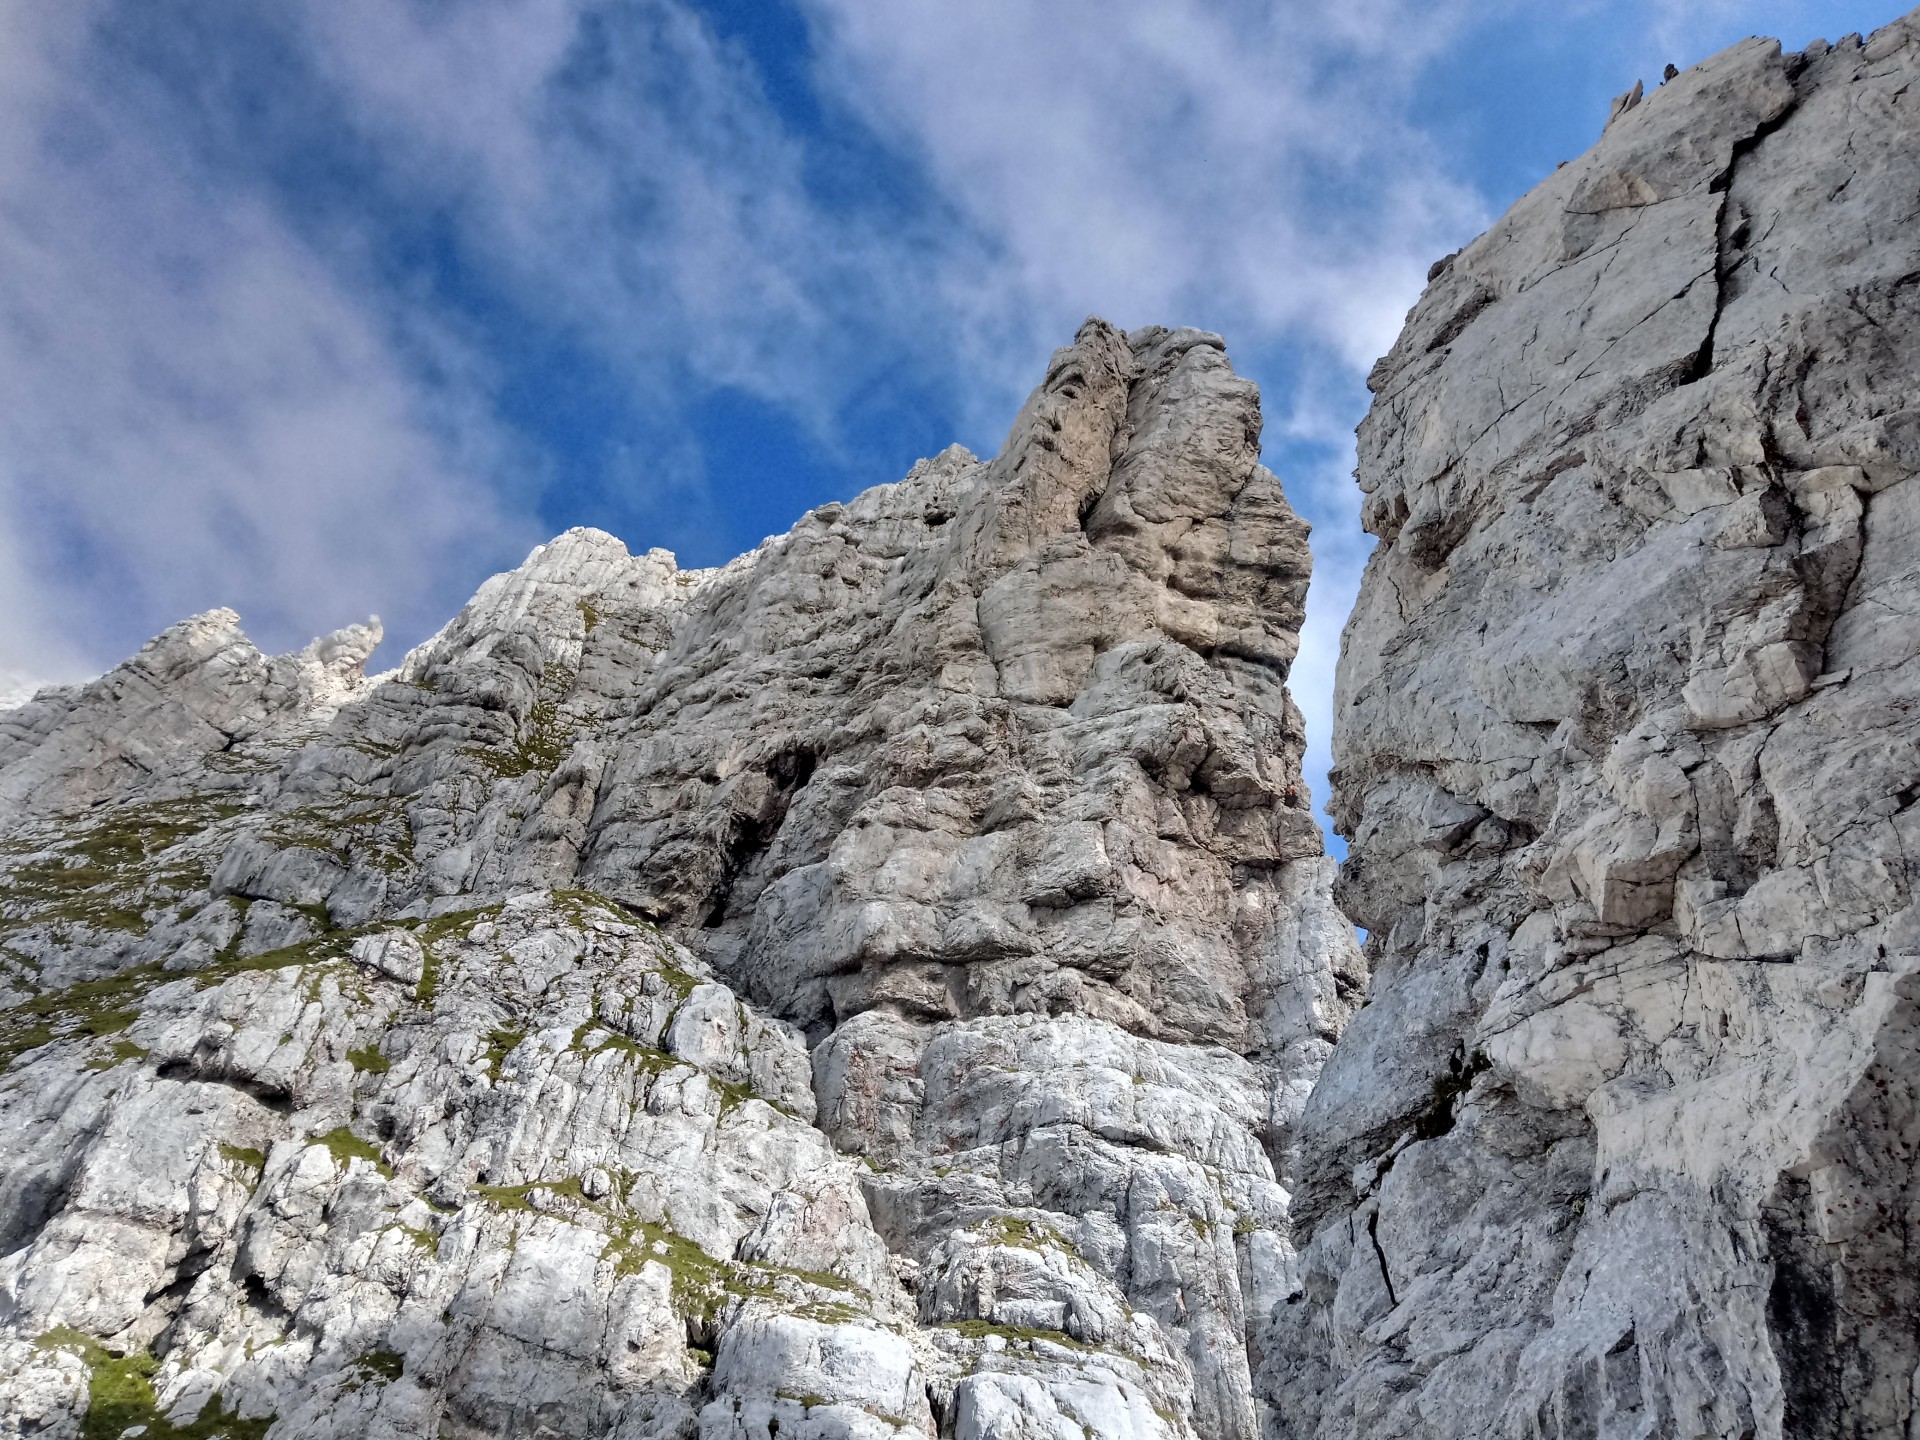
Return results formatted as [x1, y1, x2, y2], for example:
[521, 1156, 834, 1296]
[0, 322, 1360, 1439]
[1269, 16, 1920, 1439]
[11, 13, 1920, 1437]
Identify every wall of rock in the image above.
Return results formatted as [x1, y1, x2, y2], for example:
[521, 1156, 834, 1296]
[8, 11, 1920, 1438]
[1267, 15, 1920, 1438]
[0, 322, 1359, 1440]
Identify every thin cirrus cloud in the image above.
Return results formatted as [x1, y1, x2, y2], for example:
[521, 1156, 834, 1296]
[288, 0, 878, 412]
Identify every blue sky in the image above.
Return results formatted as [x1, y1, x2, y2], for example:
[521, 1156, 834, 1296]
[0, 0, 1907, 831]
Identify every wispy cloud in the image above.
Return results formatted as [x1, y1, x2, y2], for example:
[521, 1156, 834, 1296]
[801, 0, 1490, 396]
[289, 0, 920, 423]
[0, 1, 538, 683]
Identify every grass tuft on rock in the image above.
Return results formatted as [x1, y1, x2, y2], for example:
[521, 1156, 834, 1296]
[34, 1326, 273, 1440]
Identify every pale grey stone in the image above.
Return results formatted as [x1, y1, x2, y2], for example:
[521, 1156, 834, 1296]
[1269, 15, 1920, 1440]
[0, 318, 1349, 1439]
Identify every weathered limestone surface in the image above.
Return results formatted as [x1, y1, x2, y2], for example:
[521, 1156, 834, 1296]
[0, 322, 1358, 1439]
[1267, 17, 1920, 1439]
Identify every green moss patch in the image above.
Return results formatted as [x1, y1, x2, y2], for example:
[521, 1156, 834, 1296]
[85, 1037, 151, 1072]
[315, 1126, 392, 1178]
[348, 1350, 404, 1385]
[482, 1026, 526, 1080]
[938, 1318, 1087, 1352]
[470, 690, 576, 780]
[0, 797, 247, 943]
[33, 1327, 273, 1440]
[218, 1143, 267, 1175]
[258, 797, 414, 880]
[975, 1214, 1072, 1252]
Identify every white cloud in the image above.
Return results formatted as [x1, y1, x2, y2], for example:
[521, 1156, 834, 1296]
[289, 0, 906, 426]
[0, 1, 541, 680]
[799, 0, 1491, 388]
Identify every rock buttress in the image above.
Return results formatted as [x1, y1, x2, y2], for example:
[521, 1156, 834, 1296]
[1267, 17, 1920, 1439]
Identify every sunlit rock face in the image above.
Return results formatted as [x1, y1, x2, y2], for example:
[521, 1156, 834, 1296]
[1264, 15, 1920, 1439]
[0, 320, 1359, 1440]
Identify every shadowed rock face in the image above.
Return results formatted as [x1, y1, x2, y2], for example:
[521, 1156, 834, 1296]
[1266, 15, 1920, 1439]
[0, 322, 1359, 1440]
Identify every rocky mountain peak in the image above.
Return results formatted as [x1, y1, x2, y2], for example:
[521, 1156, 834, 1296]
[5, 11, 1920, 1439]
[0, 315, 1354, 1440]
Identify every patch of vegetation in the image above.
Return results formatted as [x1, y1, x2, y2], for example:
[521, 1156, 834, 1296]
[472, 1175, 853, 1327]
[258, 797, 415, 881]
[578, 597, 602, 632]
[347, 1043, 391, 1074]
[315, 1125, 392, 1178]
[339, 736, 407, 761]
[33, 1327, 274, 1440]
[415, 944, 443, 1004]
[652, 955, 703, 1002]
[413, 902, 505, 946]
[571, 1023, 685, 1077]
[0, 964, 152, 1071]
[482, 1026, 526, 1080]
[470, 692, 575, 780]
[475, 1175, 589, 1214]
[713, 1075, 762, 1114]
[339, 1347, 406, 1396]
[0, 903, 422, 1071]
[777, 1391, 833, 1410]
[977, 1214, 1071, 1252]
[86, 1037, 150, 1072]
[938, 1318, 1087, 1352]
[202, 750, 279, 776]
[403, 902, 517, 1004]
[0, 797, 248, 944]
[218, 1144, 267, 1176]
[350, 1350, 404, 1384]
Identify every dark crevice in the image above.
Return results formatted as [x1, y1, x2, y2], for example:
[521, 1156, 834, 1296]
[1367, 1210, 1400, 1309]
[1077, 481, 1108, 532]
[1684, 97, 1802, 386]
[701, 749, 818, 928]
[240, 1272, 296, 1327]
[0, 1168, 76, 1256]
[155, 1060, 295, 1114]
[145, 1243, 216, 1308]
[1764, 1175, 1841, 1438]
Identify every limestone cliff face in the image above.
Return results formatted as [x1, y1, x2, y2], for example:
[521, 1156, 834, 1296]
[12, 15, 1920, 1436]
[0, 323, 1359, 1440]
[1269, 16, 1920, 1439]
